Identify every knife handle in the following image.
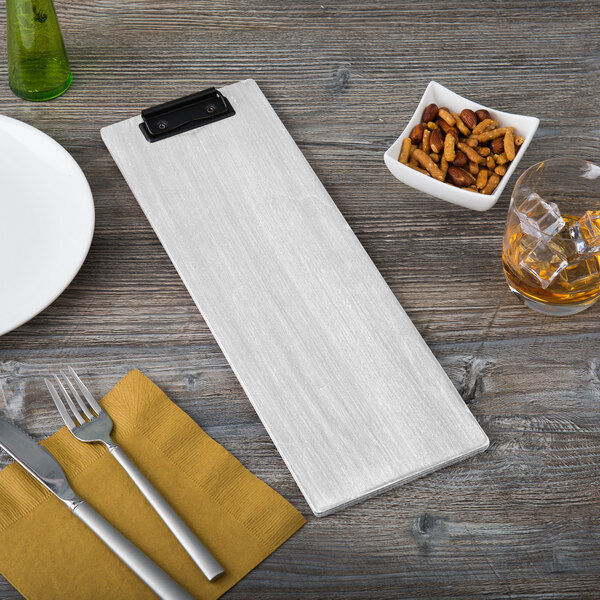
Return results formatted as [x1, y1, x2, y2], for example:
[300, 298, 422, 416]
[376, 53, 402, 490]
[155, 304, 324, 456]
[72, 500, 195, 600]
[109, 445, 224, 581]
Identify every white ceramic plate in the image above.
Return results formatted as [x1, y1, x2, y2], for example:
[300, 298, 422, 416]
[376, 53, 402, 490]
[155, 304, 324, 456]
[0, 115, 94, 336]
[384, 81, 539, 211]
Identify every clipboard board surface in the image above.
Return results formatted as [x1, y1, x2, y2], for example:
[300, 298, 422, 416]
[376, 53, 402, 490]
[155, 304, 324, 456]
[101, 79, 488, 516]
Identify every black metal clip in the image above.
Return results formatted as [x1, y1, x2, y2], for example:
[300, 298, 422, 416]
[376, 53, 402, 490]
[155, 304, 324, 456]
[139, 88, 235, 142]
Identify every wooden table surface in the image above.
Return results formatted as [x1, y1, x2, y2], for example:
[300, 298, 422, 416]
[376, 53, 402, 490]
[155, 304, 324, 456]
[1, 1, 599, 598]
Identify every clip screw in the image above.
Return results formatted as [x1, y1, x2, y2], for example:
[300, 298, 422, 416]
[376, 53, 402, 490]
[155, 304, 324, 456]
[157, 121, 167, 130]
[206, 105, 215, 113]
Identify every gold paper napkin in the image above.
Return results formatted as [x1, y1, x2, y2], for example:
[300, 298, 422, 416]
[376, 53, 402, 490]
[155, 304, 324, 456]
[0, 370, 305, 599]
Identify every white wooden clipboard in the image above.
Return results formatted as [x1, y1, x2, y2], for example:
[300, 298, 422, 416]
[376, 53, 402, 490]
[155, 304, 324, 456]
[101, 79, 488, 517]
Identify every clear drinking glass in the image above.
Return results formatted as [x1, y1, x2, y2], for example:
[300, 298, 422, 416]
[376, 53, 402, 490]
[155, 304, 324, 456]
[503, 158, 600, 316]
[6, 0, 72, 101]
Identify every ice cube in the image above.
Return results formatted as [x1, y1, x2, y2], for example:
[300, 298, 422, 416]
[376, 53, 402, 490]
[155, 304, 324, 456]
[569, 210, 600, 254]
[556, 256, 600, 291]
[519, 238, 568, 288]
[515, 193, 565, 238]
[555, 226, 579, 260]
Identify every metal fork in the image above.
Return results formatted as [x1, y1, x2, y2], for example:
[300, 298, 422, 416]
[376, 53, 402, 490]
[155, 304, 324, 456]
[45, 366, 224, 582]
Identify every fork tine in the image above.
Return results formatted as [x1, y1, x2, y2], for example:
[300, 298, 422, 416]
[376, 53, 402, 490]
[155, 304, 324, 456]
[45, 378, 77, 430]
[68, 366, 103, 415]
[53, 375, 85, 425]
[61, 370, 94, 420]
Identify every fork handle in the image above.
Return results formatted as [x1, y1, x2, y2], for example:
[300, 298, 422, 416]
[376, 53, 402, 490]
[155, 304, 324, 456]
[72, 500, 195, 600]
[109, 445, 224, 581]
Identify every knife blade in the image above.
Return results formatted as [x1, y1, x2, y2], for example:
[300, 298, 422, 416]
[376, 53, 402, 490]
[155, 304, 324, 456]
[0, 417, 79, 504]
[0, 417, 195, 600]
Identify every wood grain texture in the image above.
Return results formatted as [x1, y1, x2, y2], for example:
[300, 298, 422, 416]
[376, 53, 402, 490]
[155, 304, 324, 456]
[0, 0, 599, 597]
[102, 78, 487, 517]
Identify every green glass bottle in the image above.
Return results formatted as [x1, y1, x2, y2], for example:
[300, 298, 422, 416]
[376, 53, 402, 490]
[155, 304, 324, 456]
[6, 0, 72, 101]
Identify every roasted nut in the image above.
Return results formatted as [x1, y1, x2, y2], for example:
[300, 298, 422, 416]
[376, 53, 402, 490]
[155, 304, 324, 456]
[476, 168, 489, 190]
[437, 119, 460, 142]
[472, 118, 493, 135]
[514, 135, 525, 147]
[459, 109, 477, 130]
[451, 150, 468, 167]
[422, 128, 431, 153]
[413, 149, 445, 181]
[438, 107, 456, 126]
[456, 142, 484, 164]
[504, 131, 516, 161]
[422, 103, 439, 123]
[478, 127, 514, 143]
[477, 146, 491, 157]
[429, 152, 440, 162]
[429, 128, 444, 153]
[452, 112, 471, 136]
[410, 123, 424, 144]
[443, 133, 456, 162]
[398, 138, 412, 164]
[475, 109, 491, 122]
[491, 137, 505, 154]
[468, 160, 480, 175]
[447, 166, 475, 187]
[482, 173, 500, 194]
[494, 164, 507, 176]
[426, 121, 439, 130]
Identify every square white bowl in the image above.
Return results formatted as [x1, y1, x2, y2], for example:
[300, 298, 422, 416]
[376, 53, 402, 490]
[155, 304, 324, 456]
[384, 81, 539, 211]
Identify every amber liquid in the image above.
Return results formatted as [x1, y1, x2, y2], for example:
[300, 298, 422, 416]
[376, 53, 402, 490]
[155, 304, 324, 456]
[503, 214, 600, 306]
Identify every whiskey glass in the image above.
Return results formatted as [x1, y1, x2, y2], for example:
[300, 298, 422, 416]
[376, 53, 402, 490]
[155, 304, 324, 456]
[503, 158, 600, 316]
